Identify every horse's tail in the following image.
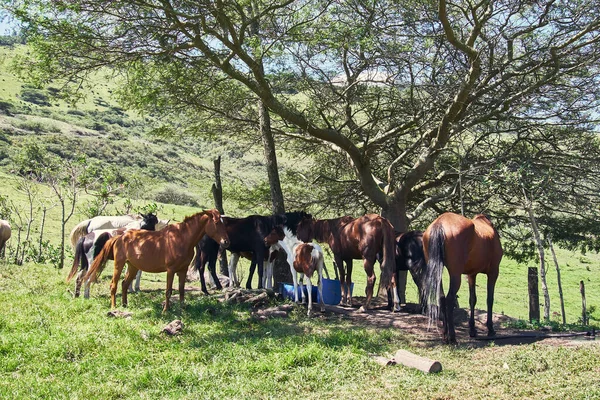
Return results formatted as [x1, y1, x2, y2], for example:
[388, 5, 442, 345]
[69, 219, 90, 249]
[423, 223, 446, 324]
[93, 232, 112, 259]
[66, 237, 86, 283]
[379, 219, 396, 290]
[84, 235, 118, 283]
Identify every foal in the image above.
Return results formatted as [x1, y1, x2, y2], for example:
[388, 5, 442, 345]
[269, 226, 327, 316]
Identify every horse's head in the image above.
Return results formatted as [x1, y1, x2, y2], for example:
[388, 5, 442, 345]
[205, 209, 230, 248]
[264, 225, 285, 246]
[296, 215, 314, 242]
[284, 211, 312, 234]
[140, 213, 159, 231]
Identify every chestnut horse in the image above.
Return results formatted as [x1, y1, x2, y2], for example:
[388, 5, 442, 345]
[66, 213, 159, 298]
[297, 214, 395, 311]
[85, 209, 230, 312]
[422, 213, 502, 344]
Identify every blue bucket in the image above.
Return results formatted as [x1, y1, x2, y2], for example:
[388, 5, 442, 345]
[317, 278, 354, 305]
[279, 283, 318, 301]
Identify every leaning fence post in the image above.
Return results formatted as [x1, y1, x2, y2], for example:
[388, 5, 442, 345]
[580, 280, 587, 326]
[528, 267, 540, 323]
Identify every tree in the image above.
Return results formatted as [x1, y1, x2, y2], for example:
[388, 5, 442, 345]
[5, 0, 600, 233]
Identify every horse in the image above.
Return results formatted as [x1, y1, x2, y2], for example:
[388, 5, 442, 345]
[69, 214, 169, 248]
[194, 214, 286, 291]
[296, 214, 396, 311]
[389, 231, 427, 311]
[0, 220, 10, 258]
[66, 213, 159, 298]
[85, 209, 229, 312]
[193, 223, 285, 295]
[422, 213, 502, 344]
[269, 225, 328, 316]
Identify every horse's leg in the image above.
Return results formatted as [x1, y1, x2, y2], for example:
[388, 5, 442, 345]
[75, 269, 85, 298]
[199, 253, 210, 295]
[318, 258, 325, 313]
[134, 270, 142, 292]
[256, 257, 264, 290]
[177, 269, 186, 309]
[246, 256, 257, 289]
[346, 260, 355, 306]
[164, 271, 174, 313]
[208, 252, 222, 290]
[445, 274, 462, 344]
[486, 271, 499, 337]
[305, 274, 313, 316]
[121, 262, 138, 308]
[334, 253, 346, 305]
[110, 260, 125, 309]
[397, 270, 407, 306]
[228, 253, 240, 288]
[360, 258, 376, 312]
[299, 273, 306, 304]
[468, 274, 478, 337]
[291, 266, 299, 303]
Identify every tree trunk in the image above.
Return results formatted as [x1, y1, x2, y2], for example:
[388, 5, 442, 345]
[259, 101, 285, 214]
[547, 237, 566, 325]
[526, 205, 549, 321]
[528, 266, 540, 323]
[211, 156, 229, 277]
[59, 199, 65, 269]
[380, 197, 408, 300]
[38, 207, 47, 263]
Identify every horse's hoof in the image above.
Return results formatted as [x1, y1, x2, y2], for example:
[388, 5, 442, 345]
[357, 306, 368, 313]
[469, 330, 477, 338]
[487, 330, 496, 337]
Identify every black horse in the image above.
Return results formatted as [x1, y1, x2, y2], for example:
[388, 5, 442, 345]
[388, 230, 427, 311]
[194, 211, 311, 294]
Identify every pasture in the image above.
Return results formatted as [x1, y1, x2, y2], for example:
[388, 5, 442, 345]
[0, 260, 599, 399]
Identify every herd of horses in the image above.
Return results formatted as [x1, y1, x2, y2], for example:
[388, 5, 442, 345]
[61, 209, 502, 344]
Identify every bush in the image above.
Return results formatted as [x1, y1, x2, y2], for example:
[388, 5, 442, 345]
[20, 88, 51, 106]
[0, 100, 17, 116]
[154, 186, 199, 207]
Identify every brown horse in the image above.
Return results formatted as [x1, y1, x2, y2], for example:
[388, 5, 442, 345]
[422, 213, 502, 344]
[84, 209, 230, 312]
[297, 214, 395, 311]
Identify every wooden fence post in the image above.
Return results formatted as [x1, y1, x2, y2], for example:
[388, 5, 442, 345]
[528, 267, 540, 323]
[580, 280, 587, 326]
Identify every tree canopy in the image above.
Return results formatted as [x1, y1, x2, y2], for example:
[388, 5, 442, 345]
[5, 0, 600, 255]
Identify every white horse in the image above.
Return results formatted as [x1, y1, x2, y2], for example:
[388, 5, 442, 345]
[268, 227, 328, 316]
[0, 220, 10, 258]
[67, 214, 169, 298]
[69, 214, 169, 249]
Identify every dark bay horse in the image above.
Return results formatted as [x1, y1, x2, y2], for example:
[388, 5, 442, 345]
[422, 213, 502, 344]
[194, 214, 286, 292]
[66, 213, 159, 298]
[297, 214, 395, 311]
[85, 209, 229, 312]
[388, 230, 427, 311]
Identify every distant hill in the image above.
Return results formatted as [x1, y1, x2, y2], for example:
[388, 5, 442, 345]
[0, 44, 301, 216]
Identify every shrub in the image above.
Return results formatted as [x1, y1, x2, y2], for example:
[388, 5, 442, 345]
[154, 186, 199, 207]
[0, 100, 17, 116]
[20, 88, 51, 106]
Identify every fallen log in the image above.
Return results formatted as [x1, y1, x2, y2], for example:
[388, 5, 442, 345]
[392, 349, 442, 373]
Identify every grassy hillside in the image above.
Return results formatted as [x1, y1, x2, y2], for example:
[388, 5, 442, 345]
[0, 43, 599, 326]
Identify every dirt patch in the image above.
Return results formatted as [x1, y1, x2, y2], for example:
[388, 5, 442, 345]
[313, 296, 598, 348]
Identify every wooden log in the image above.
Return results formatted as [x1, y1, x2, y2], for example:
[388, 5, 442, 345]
[528, 267, 540, 323]
[392, 349, 442, 374]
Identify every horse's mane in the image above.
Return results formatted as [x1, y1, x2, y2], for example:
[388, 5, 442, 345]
[180, 209, 216, 225]
[281, 211, 311, 235]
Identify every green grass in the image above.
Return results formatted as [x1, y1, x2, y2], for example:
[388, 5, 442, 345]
[0, 261, 599, 400]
